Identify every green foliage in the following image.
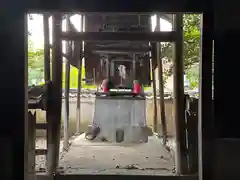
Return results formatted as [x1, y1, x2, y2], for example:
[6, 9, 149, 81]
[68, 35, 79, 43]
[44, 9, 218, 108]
[28, 40, 44, 85]
[186, 65, 199, 89]
[183, 14, 201, 69]
[62, 65, 97, 89]
[62, 64, 82, 89]
[28, 42, 44, 70]
[28, 39, 94, 88]
[162, 14, 201, 80]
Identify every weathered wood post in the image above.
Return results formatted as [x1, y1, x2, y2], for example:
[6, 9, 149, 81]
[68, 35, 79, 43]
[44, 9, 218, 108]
[43, 13, 51, 82]
[132, 54, 136, 80]
[43, 14, 51, 169]
[198, 13, 214, 180]
[28, 111, 36, 180]
[186, 97, 198, 173]
[105, 55, 110, 78]
[46, 12, 63, 177]
[149, 16, 158, 133]
[172, 13, 189, 174]
[93, 68, 96, 84]
[24, 14, 29, 180]
[151, 43, 158, 133]
[63, 14, 71, 150]
[76, 14, 84, 134]
[155, 14, 167, 144]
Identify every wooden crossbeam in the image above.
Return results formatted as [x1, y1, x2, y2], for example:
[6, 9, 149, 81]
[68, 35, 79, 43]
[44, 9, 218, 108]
[61, 32, 177, 42]
[92, 50, 148, 55]
[36, 174, 198, 180]
[36, 123, 47, 129]
[35, 149, 47, 155]
[92, 46, 151, 52]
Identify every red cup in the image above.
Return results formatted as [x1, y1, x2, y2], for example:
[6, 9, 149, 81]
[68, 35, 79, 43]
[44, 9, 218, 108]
[133, 80, 141, 94]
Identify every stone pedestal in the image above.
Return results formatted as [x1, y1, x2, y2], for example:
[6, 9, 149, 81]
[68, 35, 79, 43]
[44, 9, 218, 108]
[91, 96, 149, 143]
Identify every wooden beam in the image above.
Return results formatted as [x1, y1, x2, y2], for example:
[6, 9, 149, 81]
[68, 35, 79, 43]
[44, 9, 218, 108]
[36, 174, 198, 180]
[148, 14, 158, 134]
[46, 12, 63, 177]
[1, 12, 27, 180]
[63, 15, 71, 151]
[61, 31, 177, 42]
[132, 54, 136, 79]
[198, 13, 214, 180]
[85, 12, 152, 15]
[92, 46, 151, 52]
[76, 14, 84, 134]
[155, 14, 167, 145]
[172, 13, 188, 174]
[43, 14, 52, 172]
[36, 123, 47, 129]
[43, 13, 51, 82]
[28, 112, 36, 180]
[151, 42, 158, 133]
[35, 149, 47, 155]
[93, 50, 148, 55]
[84, 12, 172, 22]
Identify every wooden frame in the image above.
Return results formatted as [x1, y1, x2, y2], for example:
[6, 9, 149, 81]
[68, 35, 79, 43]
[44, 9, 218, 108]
[61, 32, 177, 42]
[36, 174, 198, 180]
[0, 1, 213, 179]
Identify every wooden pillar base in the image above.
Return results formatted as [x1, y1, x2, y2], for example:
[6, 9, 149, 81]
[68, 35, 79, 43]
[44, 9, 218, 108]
[28, 111, 36, 180]
[76, 108, 81, 134]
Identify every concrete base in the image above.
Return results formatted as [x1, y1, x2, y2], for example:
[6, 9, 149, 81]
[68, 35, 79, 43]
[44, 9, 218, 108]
[86, 125, 149, 143]
[92, 97, 148, 143]
[101, 126, 148, 143]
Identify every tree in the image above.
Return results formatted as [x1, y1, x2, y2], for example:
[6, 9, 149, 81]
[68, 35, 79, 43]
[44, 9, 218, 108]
[161, 14, 201, 78]
[28, 41, 44, 69]
[28, 40, 44, 85]
[28, 14, 44, 73]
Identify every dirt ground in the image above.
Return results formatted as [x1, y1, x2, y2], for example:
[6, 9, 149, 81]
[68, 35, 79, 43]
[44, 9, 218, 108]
[35, 139, 64, 172]
[58, 134, 174, 175]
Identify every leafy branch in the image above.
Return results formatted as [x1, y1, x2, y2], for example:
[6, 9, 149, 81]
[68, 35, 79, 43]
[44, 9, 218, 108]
[161, 14, 201, 81]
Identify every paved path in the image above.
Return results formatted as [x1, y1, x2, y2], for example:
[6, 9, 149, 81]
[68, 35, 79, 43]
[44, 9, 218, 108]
[59, 134, 174, 175]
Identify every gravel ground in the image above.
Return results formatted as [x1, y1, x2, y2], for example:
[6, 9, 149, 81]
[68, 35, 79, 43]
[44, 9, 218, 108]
[35, 136, 176, 173]
[35, 135, 79, 172]
[35, 138, 64, 172]
[59, 134, 174, 175]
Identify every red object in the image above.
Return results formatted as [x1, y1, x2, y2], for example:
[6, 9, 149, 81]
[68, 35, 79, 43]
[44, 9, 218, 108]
[133, 80, 141, 94]
[103, 86, 109, 93]
[102, 79, 109, 93]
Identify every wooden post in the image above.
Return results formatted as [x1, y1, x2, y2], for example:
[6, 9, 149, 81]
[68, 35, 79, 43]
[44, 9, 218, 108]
[76, 14, 84, 134]
[198, 13, 214, 180]
[93, 68, 96, 84]
[172, 13, 188, 174]
[105, 55, 110, 78]
[1, 11, 27, 180]
[24, 14, 29, 180]
[132, 54, 136, 80]
[46, 12, 62, 176]
[43, 13, 51, 82]
[186, 97, 198, 174]
[28, 112, 36, 180]
[151, 43, 158, 133]
[63, 15, 71, 150]
[43, 13, 51, 169]
[156, 14, 167, 144]
[149, 15, 158, 133]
